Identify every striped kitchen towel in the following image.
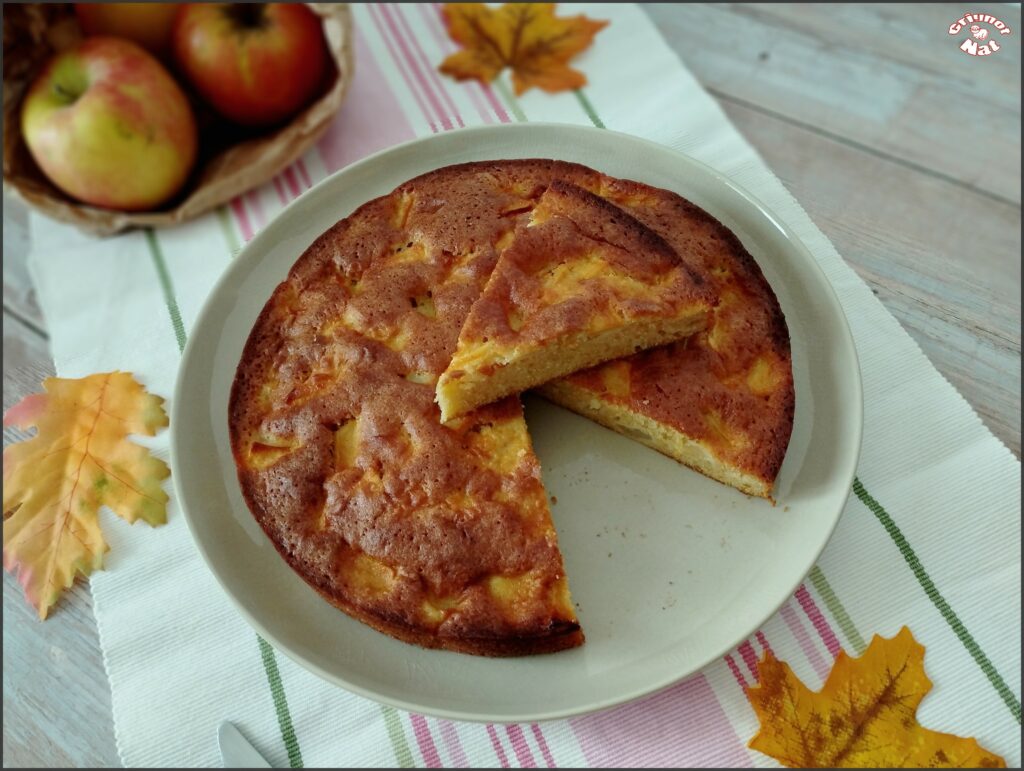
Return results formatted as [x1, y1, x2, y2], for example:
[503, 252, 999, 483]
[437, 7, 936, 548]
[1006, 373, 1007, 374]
[26, 3, 1020, 767]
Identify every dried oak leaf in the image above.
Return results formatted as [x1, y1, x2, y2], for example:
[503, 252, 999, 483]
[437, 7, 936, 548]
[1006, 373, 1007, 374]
[746, 626, 1006, 768]
[439, 3, 607, 95]
[3, 372, 169, 619]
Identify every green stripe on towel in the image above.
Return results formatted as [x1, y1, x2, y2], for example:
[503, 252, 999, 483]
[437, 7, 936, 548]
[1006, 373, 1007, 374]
[809, 565, 867, 654]
[854, 477, 1021, 723]
[145, 230, 186, 354]
[257, 636, 305, 767]
[493, 78, 527, 122]
[381, 705, 416, 767]
[574, 89, 606, 129]
[217, 206, 242, 258]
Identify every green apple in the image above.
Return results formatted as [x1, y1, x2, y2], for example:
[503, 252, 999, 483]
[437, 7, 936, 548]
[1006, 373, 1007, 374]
[20, 37, 197, 211]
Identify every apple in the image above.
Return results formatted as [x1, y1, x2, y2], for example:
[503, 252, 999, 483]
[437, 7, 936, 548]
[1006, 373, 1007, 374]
[20, 37, 197, 211]
[172, 3, 329, 127]
[75, 3, 181, 59]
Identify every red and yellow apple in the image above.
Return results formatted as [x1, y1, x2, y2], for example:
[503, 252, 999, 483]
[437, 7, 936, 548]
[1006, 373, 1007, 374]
[172, 3, 328, 127]
[20, 37, 197, 211]
[74, 3, 181, 59]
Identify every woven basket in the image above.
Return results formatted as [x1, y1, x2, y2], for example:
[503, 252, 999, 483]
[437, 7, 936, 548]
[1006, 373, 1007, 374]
[2, 3, 353, 236]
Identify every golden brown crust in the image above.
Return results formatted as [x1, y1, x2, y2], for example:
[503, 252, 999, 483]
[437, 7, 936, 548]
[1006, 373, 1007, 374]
[254, 491, 584, 656]
[454, 180, 714, 348]
[311, 581, 584, 657]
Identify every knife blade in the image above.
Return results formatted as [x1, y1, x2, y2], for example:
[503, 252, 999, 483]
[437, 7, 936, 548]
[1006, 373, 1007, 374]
[218, 721, 272, 768]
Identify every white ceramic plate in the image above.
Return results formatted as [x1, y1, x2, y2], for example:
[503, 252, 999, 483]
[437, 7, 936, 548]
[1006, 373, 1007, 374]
[172, 124, 862, 723]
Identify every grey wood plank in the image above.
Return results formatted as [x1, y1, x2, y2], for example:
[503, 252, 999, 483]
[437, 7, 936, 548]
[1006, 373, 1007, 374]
[3, 189, 47, 334]
[2, 325, 121, 769]
[645, 3, 1022, 204]
[719, 99, 1021, 455]
[3, 574, 120, 769]
[2, 314, 50, 367]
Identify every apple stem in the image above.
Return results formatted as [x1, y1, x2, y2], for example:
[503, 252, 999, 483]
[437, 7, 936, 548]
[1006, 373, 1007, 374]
[224, 4, 267, 29]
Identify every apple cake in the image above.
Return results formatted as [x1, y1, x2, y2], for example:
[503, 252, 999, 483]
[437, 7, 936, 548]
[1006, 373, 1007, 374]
[229, 159, 794, 656]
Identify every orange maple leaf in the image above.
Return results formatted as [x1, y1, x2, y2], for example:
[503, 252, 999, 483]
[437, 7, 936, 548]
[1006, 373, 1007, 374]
[439, 3, 608, 96]
[746, 626, 1006, 768]
[3, 372, 169, 619]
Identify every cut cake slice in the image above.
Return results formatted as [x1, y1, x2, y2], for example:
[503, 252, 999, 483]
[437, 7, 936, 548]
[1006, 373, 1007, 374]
[538, 176, 794, 498]
[436, 180, 716, 422]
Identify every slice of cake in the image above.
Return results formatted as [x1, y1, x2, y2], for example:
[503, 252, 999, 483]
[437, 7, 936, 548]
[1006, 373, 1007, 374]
[538, 176, 794, 498]
[435, 180, 716, 422]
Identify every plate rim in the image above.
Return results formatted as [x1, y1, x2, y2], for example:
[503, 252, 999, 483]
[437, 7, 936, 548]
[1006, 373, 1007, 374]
[170, 122, 864, 723]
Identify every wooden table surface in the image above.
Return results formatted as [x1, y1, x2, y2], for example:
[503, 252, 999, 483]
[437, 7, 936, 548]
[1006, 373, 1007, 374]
[3, 4, 1020, 767]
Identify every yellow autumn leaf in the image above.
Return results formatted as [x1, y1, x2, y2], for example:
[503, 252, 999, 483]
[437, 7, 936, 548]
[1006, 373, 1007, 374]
[746, 626, 1006, 768]
[3, 372, 169, 619]
[439, 3, 608, 95]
